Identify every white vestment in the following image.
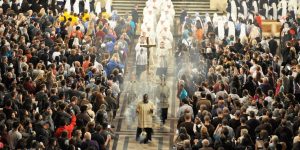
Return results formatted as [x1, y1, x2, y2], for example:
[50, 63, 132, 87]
[95, 0, 101, 15]
[253, 0, 258, 14]
[105, 0, 112, 15]
[272, 3, 278, 20]
[228, 21, 236, 37]
[248, 13, 254, 22]
[239, 23, 246, 39]
[278, 0, 287, 17]
[217, 17, 225, 40]
[242, 1, 248, 19]
[288, 0, 298, 11]
[143, 8, 157, 31]
[156, 41, 169, 68]
[230, 0, 237, 21]
[212, 13, 218, 28]
[160, 10, 174, 26]
[146, 0, 162, 14]
[65, 0, 72, 12]
[157, 29, 173, 46]
[161, 0, 174, 9]
[73, 0, 80, 14]
[205, 13, 212, 24]
[297, 4, 300, 16]
[84, 0, 90, 12]
[156, 19, 171, 34]
[135, 43, 148, 66]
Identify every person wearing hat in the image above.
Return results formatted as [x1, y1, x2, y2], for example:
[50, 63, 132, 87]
[156, 75, 170, 125]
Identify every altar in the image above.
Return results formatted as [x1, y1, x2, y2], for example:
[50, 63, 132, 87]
[261, 20, 282, 37]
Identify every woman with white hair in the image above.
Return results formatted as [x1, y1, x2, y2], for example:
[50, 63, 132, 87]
[80, 132, 99, 149]
[236, 129, 254, 149]
[269, 135, 286, 150]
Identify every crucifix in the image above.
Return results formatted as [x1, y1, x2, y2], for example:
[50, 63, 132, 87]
[140, 37, 156, 74]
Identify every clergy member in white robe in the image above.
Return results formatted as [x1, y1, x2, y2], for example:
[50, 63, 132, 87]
[239, 22, 247, 39]
[242, 0, 248, 19]
[73, 0, 80, 14]
[253, 0, 258, 14]
[95, 0, 101, 15]
[105, 0, 112, 15]
[270, 2, 278, 20]
[160, 10, 174, 27]
[278, 0, 287, 18]
[135, 37, 148, 80]
[140, 30, 156, 67]
[217, 16, 225, 40]
[161, 0, 175, 18]
[136, 94, 155, 143]
[146, 0, 162, 15]
[262, 3, 269, 19]
[156, 40, 170, 76]
[205, 13, 212, 24]
[156, 19, 169, 36]
[84, 0, 90, 12]
[212, 13, 218, 28]
[143, 8, 157, 31]
[157, 26, 173, 46]
[228, 20, 236, 37]
[230, 0, 238, 21]
[161, 0, 174, 9]
[65, 0, 72, 12]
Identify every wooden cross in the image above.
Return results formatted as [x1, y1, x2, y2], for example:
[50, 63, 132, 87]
[140, 37, 156, 74]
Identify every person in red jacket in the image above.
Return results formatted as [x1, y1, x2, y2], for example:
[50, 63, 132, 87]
[255, 13, 262, 28]
[55, 114, 76, 139]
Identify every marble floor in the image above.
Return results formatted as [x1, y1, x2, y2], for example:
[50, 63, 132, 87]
[110, 44, 179, 150]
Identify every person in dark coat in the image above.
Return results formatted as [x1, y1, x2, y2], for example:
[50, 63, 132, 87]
[80, 132, 100, 150]
[20, 0, 31, 13]
[180, 9, 187, 25]
[1, 0, 10, 14]
[76, 105, 91, 126]
[242, 76, 257, 96]
[281, 42, 292, 66]
[274, 119, 293, 150]
[11, 0, 19, 13]
[268, 36, 278, 56]
[31, 0, 42, 13]
[131, 4, 139, 24]
[35, 121, 51, 143]
[91, 125, 106, 150]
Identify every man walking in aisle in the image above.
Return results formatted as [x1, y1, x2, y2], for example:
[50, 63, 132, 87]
[136, 94, 155, 144]
[156, 75, 170, 125]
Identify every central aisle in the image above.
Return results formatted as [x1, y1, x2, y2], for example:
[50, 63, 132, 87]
[111, 38, 179, 150]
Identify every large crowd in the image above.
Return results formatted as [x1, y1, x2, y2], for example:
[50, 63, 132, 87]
[2, 0, 300, 149]
[174, 0, 300, 150]
[0, 0, 138, 149]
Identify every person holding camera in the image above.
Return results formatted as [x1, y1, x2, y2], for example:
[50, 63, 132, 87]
[54, 108, 76, 139]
